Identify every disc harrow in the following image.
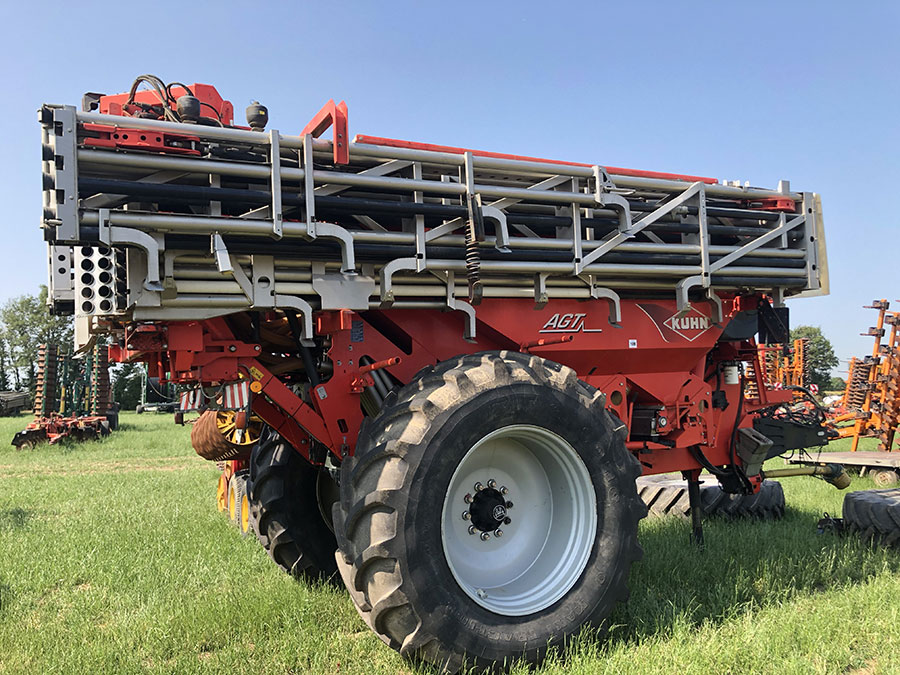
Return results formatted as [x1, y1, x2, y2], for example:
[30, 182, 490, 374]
[12, 343, 115, 449]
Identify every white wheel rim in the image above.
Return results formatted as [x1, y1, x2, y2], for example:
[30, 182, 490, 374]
[440, 424, 597, 616]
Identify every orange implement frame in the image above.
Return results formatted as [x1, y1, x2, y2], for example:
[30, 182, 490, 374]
[829, 300, 900, 451]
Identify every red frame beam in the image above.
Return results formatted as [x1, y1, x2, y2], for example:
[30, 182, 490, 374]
[354, 134, 719, 185]
[302, 99, 349, 164]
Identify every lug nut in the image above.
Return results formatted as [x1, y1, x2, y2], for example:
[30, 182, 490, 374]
[464, 493, 472, 504]
[506, 501, 514, 509]
[480, 532, 490, 541]
[504, 517, 511, 524]
[500, 486, 508, 495]
[468, 525, 477, 535]
[462, 511, 470, 520]
[495, 529, 503, 537]
[474, 482, 483, 491]
[487, 479, 497, 489]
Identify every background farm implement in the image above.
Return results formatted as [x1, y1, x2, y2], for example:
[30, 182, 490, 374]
[829, 300, 899, 451]
[12, 343, 115, 448]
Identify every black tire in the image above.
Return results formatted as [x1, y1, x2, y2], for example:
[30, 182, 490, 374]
[332, 351, 646, 673]
[636, 475, 785, 520]
[843, 488, 900, 547]
[248, 428, 338, 579]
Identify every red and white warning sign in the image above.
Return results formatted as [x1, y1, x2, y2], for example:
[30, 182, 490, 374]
[223, 381, 250, 410]
[179, 389, 203, 412]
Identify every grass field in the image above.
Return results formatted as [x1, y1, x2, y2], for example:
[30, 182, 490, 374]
[0, 413, 898, 674]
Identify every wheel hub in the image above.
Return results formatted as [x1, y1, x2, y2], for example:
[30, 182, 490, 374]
[466, 483, 512, 534]
[441, 424, 597, 616]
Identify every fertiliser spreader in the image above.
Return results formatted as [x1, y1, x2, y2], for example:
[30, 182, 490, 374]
[39, 74, 843, 671]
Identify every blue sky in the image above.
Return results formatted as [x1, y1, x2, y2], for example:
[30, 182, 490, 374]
[2, 1, 897, 374]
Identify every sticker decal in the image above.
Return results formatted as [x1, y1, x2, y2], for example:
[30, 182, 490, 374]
[637, 303, 714, 342]
[539, 313, 603, 334]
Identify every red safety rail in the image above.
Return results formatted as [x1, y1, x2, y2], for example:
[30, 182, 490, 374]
[354, 134, 720, 185]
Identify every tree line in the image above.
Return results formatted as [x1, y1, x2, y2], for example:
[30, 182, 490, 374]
[0, 287, 143, 409]
[0, 286, 72, 392]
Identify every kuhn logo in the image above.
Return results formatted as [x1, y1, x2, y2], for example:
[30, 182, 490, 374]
[539, 313, 603, 334]
[637, 303, 714, 343]
[664, 314, 710, 340]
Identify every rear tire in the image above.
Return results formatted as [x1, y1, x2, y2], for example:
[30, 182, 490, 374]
[333, 352, 646, 672]
[248, 428, 338, 579]
[636, 475, 785, 520]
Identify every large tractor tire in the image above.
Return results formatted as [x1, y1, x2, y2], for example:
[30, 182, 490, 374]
[843, 488, 900, 547]
[191, 410, 262, 461]
[333, 352, 646, 673]
[636, 475, 785, 520]
[248, 428, 338, 579]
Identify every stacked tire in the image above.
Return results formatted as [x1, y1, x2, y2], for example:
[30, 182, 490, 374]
[843, 488, 900, 547]
[636, 474, 785, 520]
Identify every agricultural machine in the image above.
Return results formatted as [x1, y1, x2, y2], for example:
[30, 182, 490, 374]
[12, 343, 114, 448]
[754, 338, 811, 391]
[790, 300, 900, 487]
[135, 362, 179, 414]
[39, 74, 846, 671]
[831, 299, 900, 452]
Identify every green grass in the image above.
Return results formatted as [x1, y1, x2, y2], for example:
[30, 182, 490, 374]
[0, 414, 898, 674]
